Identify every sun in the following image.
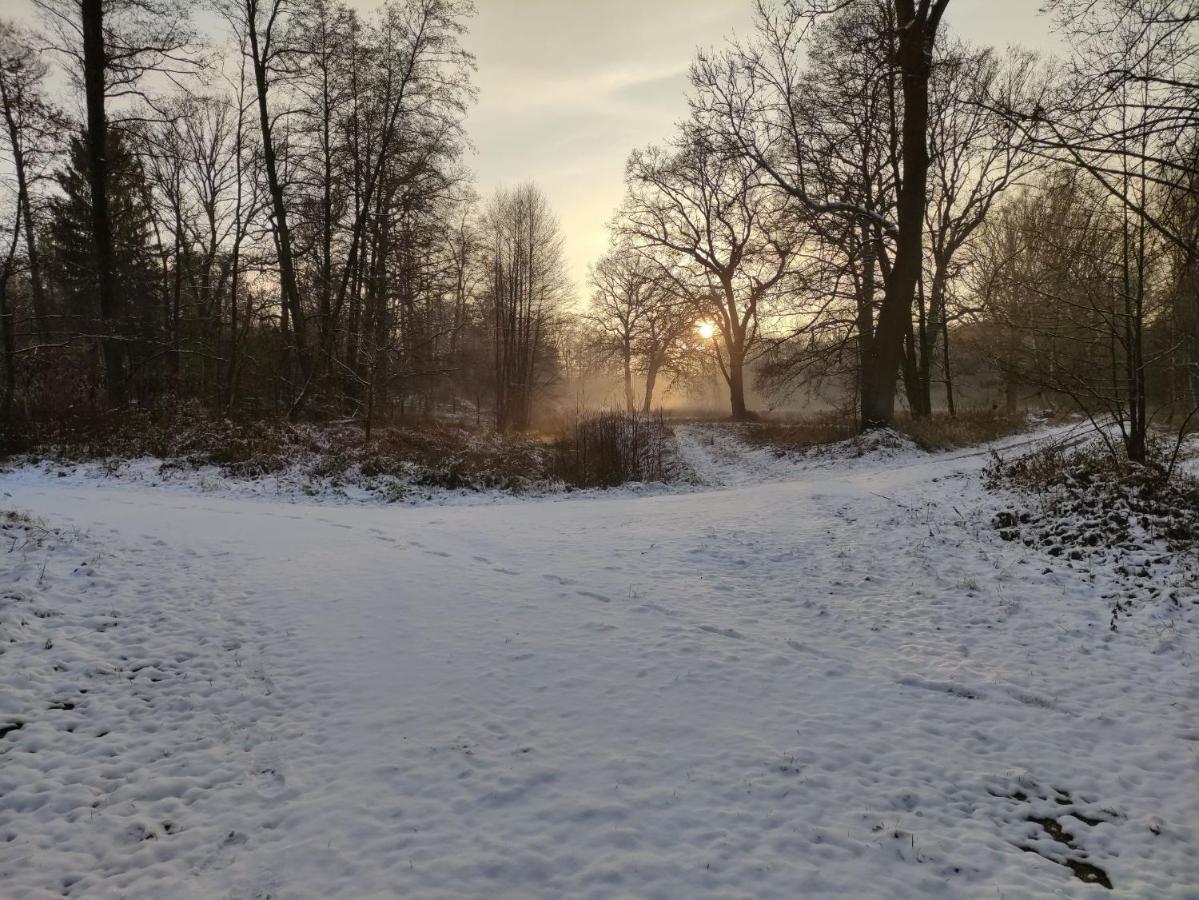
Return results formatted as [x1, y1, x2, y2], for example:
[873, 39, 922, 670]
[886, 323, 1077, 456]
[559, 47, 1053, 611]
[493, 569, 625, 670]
[695, 320, 717, 341]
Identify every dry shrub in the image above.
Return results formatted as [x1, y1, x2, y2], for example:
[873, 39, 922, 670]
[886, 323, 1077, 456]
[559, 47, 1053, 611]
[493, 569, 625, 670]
[365, 425, 550, 492]
[740, 411, 858, 452]
[738, 408, 1031, 456]
[8, 407, 554, 494]
[551, 410, 677, 488]
[986, 439, 1199, 554]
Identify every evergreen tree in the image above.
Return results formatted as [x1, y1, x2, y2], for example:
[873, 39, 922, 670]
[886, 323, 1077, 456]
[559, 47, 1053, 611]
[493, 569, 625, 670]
[45, 128, 162, 403]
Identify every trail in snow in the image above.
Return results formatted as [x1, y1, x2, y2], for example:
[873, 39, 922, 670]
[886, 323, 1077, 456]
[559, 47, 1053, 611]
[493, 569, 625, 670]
[674, 419, 1100, 488]
[0, 424, 1195, 898]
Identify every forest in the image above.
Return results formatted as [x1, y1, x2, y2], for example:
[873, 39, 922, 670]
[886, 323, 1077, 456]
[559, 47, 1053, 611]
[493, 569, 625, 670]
[1, 2, 1198, 896]
[0, 0, 1194, 465]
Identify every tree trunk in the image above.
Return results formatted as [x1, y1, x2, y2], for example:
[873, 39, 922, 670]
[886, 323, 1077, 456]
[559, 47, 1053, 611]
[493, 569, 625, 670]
[901, 318, 922, 415]
[82, 0, 126, 409]
[246, 5, 311, 412]
[914, 274, 933, 416]
[622, 347, 634, 413]
[941, 309, 956, 417]
[860, 3, 942, 429]
[726, 339, 750, 420]
[856, 229, 877, 416]
[170, 186, 184, 391]
[1189, 252, 1199, 408]
[642, 362, 659, 414]
[0, 203, 21, 423]
[0, 78, 48, 343]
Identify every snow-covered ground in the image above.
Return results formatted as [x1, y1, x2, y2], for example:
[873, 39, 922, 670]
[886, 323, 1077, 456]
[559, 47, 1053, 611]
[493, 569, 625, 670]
[1, 426, 1196, 898]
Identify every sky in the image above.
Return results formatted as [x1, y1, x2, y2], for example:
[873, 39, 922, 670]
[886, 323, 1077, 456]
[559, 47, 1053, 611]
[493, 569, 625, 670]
[454, 0, 1061, 294]
[10, 0, 1061, 295]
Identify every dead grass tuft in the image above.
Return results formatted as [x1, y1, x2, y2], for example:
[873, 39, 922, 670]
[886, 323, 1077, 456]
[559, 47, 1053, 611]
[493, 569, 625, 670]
[740, 411, 859, 453]
[741, 408, 1030, 454]
[895, 409, 1030, 451]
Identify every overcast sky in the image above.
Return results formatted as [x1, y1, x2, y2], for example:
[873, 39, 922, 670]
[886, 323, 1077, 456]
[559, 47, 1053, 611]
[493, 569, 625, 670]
[13, 0, 1061, 294]
[452, 0, 1060, 293]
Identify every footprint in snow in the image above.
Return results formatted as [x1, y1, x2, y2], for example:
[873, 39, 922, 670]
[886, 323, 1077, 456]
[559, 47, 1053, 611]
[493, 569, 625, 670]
[251, 766, 287, 799]
[630, 602, 680, 618]
[698, 624, 744, 639]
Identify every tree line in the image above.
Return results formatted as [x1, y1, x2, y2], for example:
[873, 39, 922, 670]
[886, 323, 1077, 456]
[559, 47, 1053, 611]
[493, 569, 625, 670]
[584, 0, 1197, 461]
[0, 0, 1195, 461]
[0, 0, 579, 437]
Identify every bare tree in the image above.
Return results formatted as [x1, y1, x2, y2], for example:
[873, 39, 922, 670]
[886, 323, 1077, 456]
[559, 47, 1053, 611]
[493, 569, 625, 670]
[480, 183, 570, 431]
[693, 0, 951, 427]
[906, 42, 1044, 415]
[622, 133, 796, 420]
[587, 241, 697, 413]
[0, 21, 59, 344]
[587, 245, 650, 412]
[989, 0, 1198, 458]
[223, 0, 314, 401]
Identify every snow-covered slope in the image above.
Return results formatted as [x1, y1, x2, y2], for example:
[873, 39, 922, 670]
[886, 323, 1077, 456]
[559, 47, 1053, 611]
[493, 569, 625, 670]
[1, 429, 1195, 898]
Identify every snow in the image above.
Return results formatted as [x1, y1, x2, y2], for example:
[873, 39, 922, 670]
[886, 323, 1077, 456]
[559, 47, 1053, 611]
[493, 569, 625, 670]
[675, 424, 925, 487]
[6, 448, 685, 510]
[1, 425, 1196, 898]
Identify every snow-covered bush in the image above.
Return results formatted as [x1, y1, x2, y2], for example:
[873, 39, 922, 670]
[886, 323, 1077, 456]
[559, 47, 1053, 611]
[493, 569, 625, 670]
[985, 439, 1199, 624]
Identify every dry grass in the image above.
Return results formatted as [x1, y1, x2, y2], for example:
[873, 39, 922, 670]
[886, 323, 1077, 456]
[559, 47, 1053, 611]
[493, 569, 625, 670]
[7, 408, 556, 494]
[739, 408, 1032, 455]
[6, 406, 689, 493]
[895, 409, 1031, 451]
[740, 411, 859, 453]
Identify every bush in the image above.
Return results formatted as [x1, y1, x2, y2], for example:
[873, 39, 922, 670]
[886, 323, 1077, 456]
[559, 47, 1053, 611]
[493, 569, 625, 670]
[551, 410, 677, 488]
[5, 407, 556, 495]
[985, 439, 1199, 556]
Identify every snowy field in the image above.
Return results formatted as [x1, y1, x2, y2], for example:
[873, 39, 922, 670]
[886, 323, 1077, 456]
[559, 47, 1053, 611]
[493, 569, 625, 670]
[1, 426, 1196, 898]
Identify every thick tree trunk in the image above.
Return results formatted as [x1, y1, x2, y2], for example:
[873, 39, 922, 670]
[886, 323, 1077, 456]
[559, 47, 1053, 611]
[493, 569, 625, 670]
[860, 3, 942, 429]
[642, 363, 659, 414]
[726, 341, 750, 420]
[82, 0, 126, 409]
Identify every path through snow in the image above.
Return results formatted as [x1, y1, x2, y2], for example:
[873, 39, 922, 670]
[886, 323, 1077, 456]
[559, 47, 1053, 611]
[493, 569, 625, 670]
[1, 428, 1195, 898]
